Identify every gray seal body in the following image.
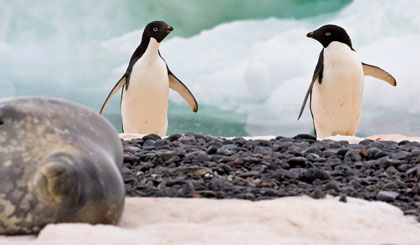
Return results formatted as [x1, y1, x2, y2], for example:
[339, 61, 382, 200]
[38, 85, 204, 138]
[0, 97, 125, 235]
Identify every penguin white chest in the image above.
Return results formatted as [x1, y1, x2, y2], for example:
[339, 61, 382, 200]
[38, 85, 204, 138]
[121, 38, 169, 136]
[311, 42, 364, 139]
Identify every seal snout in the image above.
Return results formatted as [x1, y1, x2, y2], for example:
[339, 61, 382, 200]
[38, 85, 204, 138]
[166, 25, 174, 33]
[307, 31, 314, 38]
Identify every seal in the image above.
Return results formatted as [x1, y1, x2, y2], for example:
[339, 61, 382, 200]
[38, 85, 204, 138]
[0, 97, 125, 235]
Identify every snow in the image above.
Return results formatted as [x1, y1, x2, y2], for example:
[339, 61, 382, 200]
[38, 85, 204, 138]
[2, 196, 420, 244]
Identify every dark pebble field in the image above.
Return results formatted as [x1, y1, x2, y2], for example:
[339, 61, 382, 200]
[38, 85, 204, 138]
[121, 133, 420, 222]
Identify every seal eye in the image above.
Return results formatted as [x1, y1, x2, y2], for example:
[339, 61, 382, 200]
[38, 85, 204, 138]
[325, 32, 331, 36]
[153, 27, 158, 32]
[0, 120, 3, 125]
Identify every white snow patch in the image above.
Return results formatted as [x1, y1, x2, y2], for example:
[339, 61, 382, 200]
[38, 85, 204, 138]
[2, 196, 420, 244]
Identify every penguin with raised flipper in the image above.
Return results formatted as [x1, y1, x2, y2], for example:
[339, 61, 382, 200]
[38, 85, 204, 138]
[298, 24, 396, 139]
[100, 21, 198, 137]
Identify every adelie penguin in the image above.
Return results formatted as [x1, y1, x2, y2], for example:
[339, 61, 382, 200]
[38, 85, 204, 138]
[100, 21, 198, 137]
[298, 24, 397, 139]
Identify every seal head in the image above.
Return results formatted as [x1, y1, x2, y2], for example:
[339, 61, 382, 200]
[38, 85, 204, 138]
[0, 97, 124, 235]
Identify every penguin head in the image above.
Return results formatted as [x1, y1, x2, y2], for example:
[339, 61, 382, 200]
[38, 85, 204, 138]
[143, 21, 173, 43]
[307, 24, 353, 49]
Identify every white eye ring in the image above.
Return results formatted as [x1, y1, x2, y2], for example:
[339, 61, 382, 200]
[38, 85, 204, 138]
[153, 27, 158, 32]
[325, 32, 331, 36]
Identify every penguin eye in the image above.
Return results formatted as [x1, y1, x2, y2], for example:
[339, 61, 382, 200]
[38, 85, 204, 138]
[325, 32, 331, 36]
[153, 27, 158, 32]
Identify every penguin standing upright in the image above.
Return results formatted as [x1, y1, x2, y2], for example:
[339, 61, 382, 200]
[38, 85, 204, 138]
[100, 21, 198, 137]
[298, 24, 397, 139]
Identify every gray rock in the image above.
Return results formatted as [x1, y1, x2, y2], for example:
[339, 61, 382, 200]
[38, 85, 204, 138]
[376, 191, 399, 202]
[344, 149, 362, 162]
[254, 146, 273, 155]
[216, 145, 238, 156]
[179, 135, 197, 144]
[121, 133, 420, 222]
[312, 188, 326, 199]
[288, 157, 307, 168]
[273, 169, 299, 180]
[155, 150, 178, 161]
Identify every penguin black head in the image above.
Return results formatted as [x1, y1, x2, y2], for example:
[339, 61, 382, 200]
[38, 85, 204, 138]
[143, 21, 173, 43]
[307, 24, 353, 49]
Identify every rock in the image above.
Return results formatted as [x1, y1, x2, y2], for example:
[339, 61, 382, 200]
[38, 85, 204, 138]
[354, 161, 363, 169]
[166, 178, 188, 187]
[406, 166, 420, 178]
[288, 157, 307, 168]
[143, 134, 161, 141]
[124, 146, 141, 154]
[218, 164, 232, 174]
[359, 148, 369, 158]
[325, 180, 340, 192]
[124, 155, 140, 165]
[293, 134, 317, 141]
[120, 133, 420, 222]
[344, 149, 362, 162]
[191, 167, 213, 178]
[168, 134, 182, 141]
[236, 193, 256, 200]
[275, 142, 293, 151]
[185, 151, 210, 162]
[254, 146, 273, 155]
[302, 147, 321, 155]
[179, 135, 196, 144]
[239, 171, 260, 178]
[337, 148, 349, 157]
[411, 149, 420, 157]
[207, 145, 218, 154]
[339, 194, 347, 203]
[383, 182, 398, 190]
[164, 156, 181, 165]
[273, 169, 299, 180]
[376, 191, 399, 202]
[139, 162, 155, 172]
[216, 145, 238, 156]
[348, 179, 362, 189]
[194, 190, 217, 198]
[312, 188, 326, 199]
[374, 151, 388, 159]
[391, 151, 411, 160]
[155, 150, 178, 161]
[300, 168, 329, 184]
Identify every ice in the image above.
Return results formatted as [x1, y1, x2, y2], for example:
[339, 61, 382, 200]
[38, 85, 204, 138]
[150, 0, 420, 136]
[1, 0, 419, 136]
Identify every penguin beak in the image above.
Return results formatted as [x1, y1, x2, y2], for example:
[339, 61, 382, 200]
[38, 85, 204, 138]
[166, 26, 174, 33]
[307, 31, 314, 38]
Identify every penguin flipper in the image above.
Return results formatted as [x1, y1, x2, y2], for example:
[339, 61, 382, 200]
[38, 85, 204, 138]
[168, 71, 198, 113]
[298, 50, 324, 120]
[362, 63, 397, 86]
[158, 51, 198, 112]
[298, 75, 318, 120]
[99, 75, 127, 114]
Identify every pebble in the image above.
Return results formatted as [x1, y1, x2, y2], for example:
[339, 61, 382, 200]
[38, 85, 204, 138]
[287, 157, 307, 168]
[122, 133, 420, 222]
[339, 194, 347, 203]
[376, 191, 399, 202]
[312, 188, 326, 199]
